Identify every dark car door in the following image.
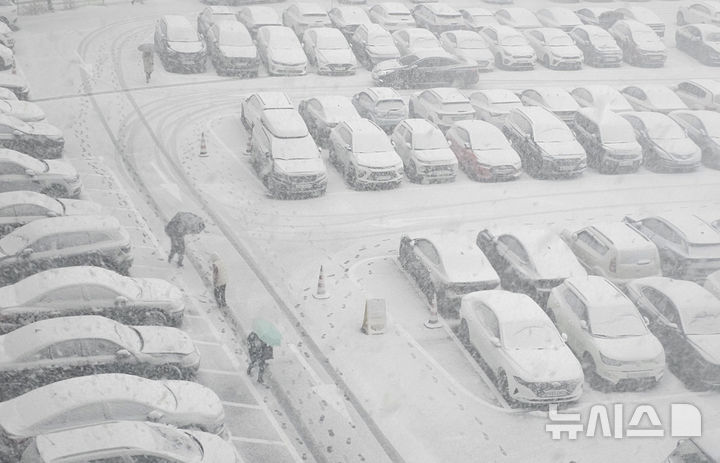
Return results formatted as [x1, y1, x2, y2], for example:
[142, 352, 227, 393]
[639, 287, 693, 368]
[82, 338, 136, 375]
[411, 239, 441, 301]
[570, 28, 594, 62]
[399, 236, 430, 296]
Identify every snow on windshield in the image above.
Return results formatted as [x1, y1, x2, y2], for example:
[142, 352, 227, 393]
[220, 27, 252, 46]
[589, 306, 646, 337]
[600, 120, 636, 144]
[502, 322, 562, 349]
[271, 135, 319, 160]
[167, 28, 199, 43]
[647, 120, 685, 140]
[413, 127, 448, 150]
[468, 127, 508, 149]
[354, 133, 393, 153]
[535, 126, 574, 143]
[549, 36, 573, 47]
[500, 35, 526, 46]
[458, 39, 488, 50]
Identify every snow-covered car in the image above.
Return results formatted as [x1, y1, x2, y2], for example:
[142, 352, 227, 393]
[469, 89, 522, 127]
[0, 265, 185, 333]
[0, 215, 133, 285]
[368, 2, 416, 33]
[677, 1, 720, 26]
[0, 190, 100, 237]
[328, 5, 371, 37]
[520, 87, 580, 125]
[0, 42, 12, 70]
[256, 25, 308, 76]
[0, 87, 17, 100]
[548, 276, 665, 389]
[408, 87, 474, 132]
[282, 2, 332, 38]
[0, 315, 200, 400]
[0, 99, 44, 122]
[609, 20, 667, 67]
[621, 111, 702, 171]
[675, 24, 720, 66]
[502, 107, 587, 178]
[621, 85, 688, 114]
[0, 0, 16, 31]
[299, 95, 361, 145]
[458, 290, 584, 405]
[674, 79, 720, 111]
[625, 278, 720, 389]
[390, 118, 457, 183]
[459, 8, 497, 32]
[616, 7, 665, 37]
[669, 109, 720, 168]
[561, 222, 661, 284]
[392, 27, 443, 56]
[205, 21, 259, 76]
[371, 51, 479, 89]
[568, 25, 622, 67]
[439, 30, 493, 71]
[411, 3, 464, 35]
[196, 5, 237, 38]
[535, 7, 583, 32]
[328, 118, 403, 189]
[523, 28, 583, 70]
[0, 72, 30, 100]
[706, 269, 720, 298]
[0, 115, 64, 159]
[0, 150, 80, 197]
[154, 15, 207, 73]
[399, 232, 500, 311]
[236, 6, 282, 37]
[349, 23, 400, 69]
[624, 214, 720, 282]
[570, 85, 633, 112]
[446, 120, 521, 181]
[302, 27, 357, 75]
[576, 7, 623, 30]
[476, 227, 588, 304]
[241, 91, 293, 130]
[20, 422, 241, 463]
[572, 109, 643, 173]
[479, 24, 536, 70]
[351, 87, 407, 131]
[0, 373, 226, 459]
[494, 7, 542, 30]
[250, 109, 326, 197]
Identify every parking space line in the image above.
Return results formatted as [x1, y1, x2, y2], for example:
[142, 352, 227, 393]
[191, 339, 222, 346]
[222, 400, 264, 410]
[230, 436, 286, 446]
[199, 368, 244, 376]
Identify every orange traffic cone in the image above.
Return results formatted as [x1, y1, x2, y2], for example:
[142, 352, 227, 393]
[424, 292, 442, 329]
[313, 265, 330, 299]
[199, 132, 208, 157]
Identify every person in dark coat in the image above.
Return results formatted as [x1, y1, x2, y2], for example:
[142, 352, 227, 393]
[142, 50, 154, 83]
[247, 332, 273, 384]
[165, 217, 186, 268]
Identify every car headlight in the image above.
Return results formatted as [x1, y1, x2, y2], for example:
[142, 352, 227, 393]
[513, 376, 533, 388]
[600, 352, 623, 366]
[374, 69, 393, 77]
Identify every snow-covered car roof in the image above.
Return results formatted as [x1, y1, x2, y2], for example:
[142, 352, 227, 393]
[618, 7, 662, 24]
[528, 87, 579, 110]
[260, 25, 298, 43]
[417, 232, 499, 283]
[577, 7, 611, 18]
[631, 277, 720, 314]
[1, 215, 121, 245]
[530, 27, 572, 40]
[683, 79, 720, 95]
[655, 214, 720, 245]
[586, 222, 656, 252]
[538, 7, 581, 24]
[513, 106, 564, 129]
[463, 290, 546, 323]
[621, 110, 677, 129]
[206, 5, 232, 14]
[365, 87, 403, 102]
[500, 228, 587, 279]
[425, 87, 469, 103]
[377, 2, 411, 15]
[294, 2, 326, 16]
[421, 3, 461, 17]
[488, 24, 525, 39]
[672, 109, 720, 131]
[402, 117, 439, 133]
[497, 7, 540, 24]
[398, 27, 436, 41]
[691, 23, 720, 37]
[410, 49, 456, 61]
[307, 96, 359, 122]
[472, 89, 521, 104]
[332, 6, 369, 22]
[461, 8, 492, 17]
[261, 109, 308, 138]
[444, 29, 486, 43]
[342, 118, 384, 137]
[565, 276, 630, 306]
[363, 23, 392, 39]
[241, 6, 280, 24]
[614, 19, 656, 33]
[163, 15, 193, 29]
[307, 26, 345, 42]
[573, 85, 632, 111]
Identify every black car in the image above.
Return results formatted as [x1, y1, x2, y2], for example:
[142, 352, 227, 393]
[155, 15, 207, 73]
[625, 278, 720, 389]
[205, 21, 259, 76]
[669, 110, 720, 169]
[298, 95, 361, 146]
[569, 25, 622, 67]
[371, 51, 479, 89]
[676, 24, 720, 66]
[608, 19, 667, 67]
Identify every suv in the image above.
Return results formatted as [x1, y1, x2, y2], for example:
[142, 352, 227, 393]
[503, 106, 587, 178]
[250, 109, 327, 198]
[328, 119, 403, 189]
[608, 20, 666, 67]
[154, 15, 207, 73]
[352, 87, 407, 131]
[572, 109, 642, 173]
[390, 119, 457, 183]
[0, 215, 133, 285]
[561, 223, 661, 285]
[0, 149, 82, 198]
[411, 3, 464, 35]
[480, 24, 536, 70]
[674, 79, 720, 111]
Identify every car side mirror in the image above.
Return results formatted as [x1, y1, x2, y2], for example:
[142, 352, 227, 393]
[489, 336, 501, 348]
[46, 210, 59, 217]
[642, 316, 650, 326]
[579, 320, 588, 331]
[147, 410, 164, 422]
[666, 321, 678, 330]
[114, 296, 128, 307]
[463, 142, 471, 149]
[19, 248, 33, 257]
[25, 169, 36, 177]
[405, 141, 412, 149]
[115, 349, 132, 359]
[561, 332, 568, 343]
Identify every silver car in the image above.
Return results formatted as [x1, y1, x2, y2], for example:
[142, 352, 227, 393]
[0, 149, 81, 197]
[0, 190, 100, 237]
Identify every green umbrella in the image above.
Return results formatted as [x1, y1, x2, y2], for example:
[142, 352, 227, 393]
[253, 319, 282, 346]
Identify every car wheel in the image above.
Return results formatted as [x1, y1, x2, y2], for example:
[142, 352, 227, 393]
[144, 310, 168, 326]
[408, 102, 416, 118]
[406, 161, 421, 183]
[42, 184, 67, 198]
[458, 318, 470, 346]
[152, 364, 184, 380]
[496, 370, 513, 403]
[345, 165, 357, 188]
[542, 55, 551, 69]
[676, 12, 686, 26]
[581, 353, 601, 389]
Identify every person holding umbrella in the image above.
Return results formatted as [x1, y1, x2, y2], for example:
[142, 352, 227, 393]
[165, 212, 205, 268]
[247, 319, 281, 384]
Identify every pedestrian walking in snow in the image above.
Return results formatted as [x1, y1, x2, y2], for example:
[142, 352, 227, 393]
[210, 253, 227, 308]
[142, 50, 154, 83]
[247, 332, 273, 384]
[165, 212, 205, 268]
[131, 0, 144, 4]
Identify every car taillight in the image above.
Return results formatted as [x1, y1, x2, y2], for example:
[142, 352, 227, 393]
[609, 257, 616, 273]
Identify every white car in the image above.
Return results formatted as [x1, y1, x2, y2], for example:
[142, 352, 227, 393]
[677, 1, 720, 26]
[523, 28, 583, 70]
[520, 87, 580, 125]
[368, 2, 416, 33]
[570, 85, 633, 113]
[237, 6, 282, 37]
[392, 27, 442, 56]
[479, 24, 536, 70]
[459, 8, 497, 32]
[0, 97, 44, 122]
[445, 120, 521, 181]
[616, 7, 665, 37]
[282, 2, 332, 38]
[255, 25, 308, 76]
[408, 87, 474, 132]
[390, 118, 458, 183]
[302, 27, 357, 75]
[458, 290, 584, 405]
[439, 30, 493, 71]
[241, 91, 293, 130]
[621, 85, 689, 114]
[469, 89, 523, 127]
[674, 79, 720, 111]
[494, 7, 542, 30]
[548, 276, 665, 388]
[0, 190, 101, 236]
[535, 7, 583, 32]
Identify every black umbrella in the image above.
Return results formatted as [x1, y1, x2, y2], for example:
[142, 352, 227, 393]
[166, 212, 205, 236]
[137, 43, 154, 53]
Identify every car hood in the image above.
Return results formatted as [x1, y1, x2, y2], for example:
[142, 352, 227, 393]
[506, 346, 582, 382]
[269, 47, 306, 65]
[504, 44, 534, 56]
[274, 157, 326, 175]
[414, 147, 457, 163]
[373, 58, 402, 72]
[366, 44, 400, 58]
[636, 40, 666, 53]
[218, 45, 256, 59]
[603, 140, 642, 154]
[59, 198, 103, 215]
[445, 262, 499, 285]
[135, 326, 197, 356]
[538, 139, 586, 157]
[168, 41, 204, 54]
[356, 150, 401, 168]
[192, 431, 239, 462]
[45, 159, 78, 178]
[474, 147, 521, 166]
[594, 334, 663, 362]
[655, 138, 700, 157]
[164, 381, 225, 425]
[317, 48, 355, 64]
[27, 121, 63, 139]
[687, 334, 720, 365]
[5, 101, 45, 122]
[551, 45, 581, 57]
[141, 278, 184, 304]
[456, 48, 493, 62]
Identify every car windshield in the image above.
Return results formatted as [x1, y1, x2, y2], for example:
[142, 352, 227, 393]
[500, 35, 526, 46]
[0, 232, 30, 255]
[219, 27, 252, 46]
[590, 32, 616, 46]
[535, 126, 574, 143]
[271, 135, 319, 160]
[151, 425, 203, 460]
[369, 34, 394, 46]
[589, 306, 647, 337]
[648, 120, 685, 140]
[317, 35, 347, 50]
[549, 36, 573, 47]
[167, 28, 199, 42]
[269, 33, 297, 48]
[115, 324, 143, 350]
[502, 321, 562, 349]
[468, 128, 508, 149]
[458, 39, 488, 50]
[354, 134, 393, 153]
[631, 29, 659, 44]
[375, 99, 404, 112]
[600, 121, 636, 144]
[413, 128, 448, 150]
